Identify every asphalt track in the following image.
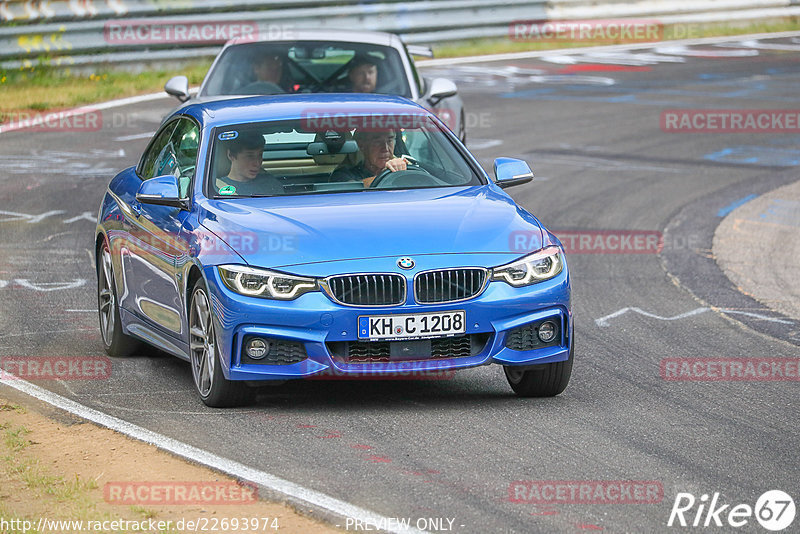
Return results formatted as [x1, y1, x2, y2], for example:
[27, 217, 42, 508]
[1, 34, 800, 533]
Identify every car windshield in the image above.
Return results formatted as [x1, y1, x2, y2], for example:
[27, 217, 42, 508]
[201, 41, 412, 98]
[207, 115, 483, 198]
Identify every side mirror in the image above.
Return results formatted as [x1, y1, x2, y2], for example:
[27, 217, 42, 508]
[136, 175, 187, 209]
[428, 78, 458, 106]
[164, 75, 190, 102]
[406, 44, 434, 58]
[493, 158, 534, 189]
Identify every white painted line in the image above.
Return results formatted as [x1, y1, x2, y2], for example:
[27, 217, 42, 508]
[595, 306, 794, 327]
[0, 372, 428, 534]
[114, 132, 155, 142]
[0, 92, 171, 136]
[596, 306, 710, 327]
[417, 30, 800, 66]
[721, 309, 794, 324]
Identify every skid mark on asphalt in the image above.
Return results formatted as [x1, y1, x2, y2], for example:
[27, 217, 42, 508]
[595, 306, 794, 327]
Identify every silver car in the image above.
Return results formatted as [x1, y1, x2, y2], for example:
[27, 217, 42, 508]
[164, 29, 466, 142]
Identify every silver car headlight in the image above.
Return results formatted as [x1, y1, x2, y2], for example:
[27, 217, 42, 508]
[491, 246, 563, 287]
[218, 265, 317, 300]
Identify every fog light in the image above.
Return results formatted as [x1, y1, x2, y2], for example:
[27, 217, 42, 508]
[246, 338, 270, 360]
[537, 321, 557, 343]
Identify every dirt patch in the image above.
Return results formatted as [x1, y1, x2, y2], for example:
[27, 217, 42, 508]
[0, 396, 341, 533]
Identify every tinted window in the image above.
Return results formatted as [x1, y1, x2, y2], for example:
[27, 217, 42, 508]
[139, 118, 199, 198]
[201, 41, 411, 98]
[207, 115, 482, 199]
[139, 121, 178, 180]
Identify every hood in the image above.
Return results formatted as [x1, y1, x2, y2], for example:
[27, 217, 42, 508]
[197, 185, 544, 269]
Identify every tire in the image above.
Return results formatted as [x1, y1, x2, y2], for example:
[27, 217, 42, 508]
[188, 278, 251, 407]
[504, 342, 573, 397]
[97, 240, 140, 357]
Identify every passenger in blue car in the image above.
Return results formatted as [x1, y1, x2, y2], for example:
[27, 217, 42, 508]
[330, 129, 408, 187]
[215, 132, 283, 196]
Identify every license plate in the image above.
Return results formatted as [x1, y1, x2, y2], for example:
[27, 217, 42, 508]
[358, 311, 466, 341]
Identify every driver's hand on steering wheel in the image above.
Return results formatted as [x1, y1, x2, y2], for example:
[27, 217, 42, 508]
[363, 157, 409, 187]
[384, 157, 408, 173]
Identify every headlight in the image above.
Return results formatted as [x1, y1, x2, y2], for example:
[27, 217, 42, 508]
[491, 246, 563, 287]
[218, 265, 317, 300]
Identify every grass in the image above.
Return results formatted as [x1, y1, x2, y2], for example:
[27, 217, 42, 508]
[0, 422, 165, 532]
[130, 505, 159, 519]
[2, 425, 98, 501]
[432, 17, 800, 58]
[0, 16, 798, 119]
[0, 61, 211, 119]
[0, 402, 26, 414]
[0, 504, 37, 534]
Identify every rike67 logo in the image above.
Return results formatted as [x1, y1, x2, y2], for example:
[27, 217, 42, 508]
[668, 490, 795, 531]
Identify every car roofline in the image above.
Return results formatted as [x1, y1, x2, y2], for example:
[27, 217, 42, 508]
[173, 93, 433, 129]
[223, 29, 401, 48]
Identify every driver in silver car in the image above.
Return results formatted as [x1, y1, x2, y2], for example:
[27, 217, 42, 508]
[330, 129, 408, 187]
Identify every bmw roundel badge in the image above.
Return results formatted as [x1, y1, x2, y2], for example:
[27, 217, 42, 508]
[397, 257, 415, 270]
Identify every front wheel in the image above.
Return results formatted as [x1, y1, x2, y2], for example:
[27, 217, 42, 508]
[97, 241, 140, 357]
[504, 343, 573, 397]
[189, 279, 251, 407]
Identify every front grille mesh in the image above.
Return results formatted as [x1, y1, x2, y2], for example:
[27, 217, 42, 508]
[415, 268, 486, 304]
[327, 274, 405, 306]
[327, 334, 490, 363]
[344, 341, 391, 362]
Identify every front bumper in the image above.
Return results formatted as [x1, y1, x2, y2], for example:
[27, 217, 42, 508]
[204, 265, 572, 380]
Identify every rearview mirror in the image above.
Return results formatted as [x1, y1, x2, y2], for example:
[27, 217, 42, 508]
[428, 78, 458, 106]
[493, 158, 534, 189]
[136, 175, 187, 209]
[164, 76, 190, 102]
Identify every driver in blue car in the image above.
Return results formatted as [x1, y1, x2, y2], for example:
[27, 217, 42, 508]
[330, 129, 408, 187]
[216, 132, 283, 196]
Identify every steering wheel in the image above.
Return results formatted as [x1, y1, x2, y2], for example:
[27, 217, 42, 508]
[369, 159, 434, 188]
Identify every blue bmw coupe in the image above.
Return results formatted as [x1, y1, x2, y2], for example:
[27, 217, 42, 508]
[95, 94, 572, 406]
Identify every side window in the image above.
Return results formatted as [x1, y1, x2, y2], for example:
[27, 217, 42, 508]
[169, 119, 200, 198]
[139, 121, 178, 180]
[139, 119, 199, 199]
